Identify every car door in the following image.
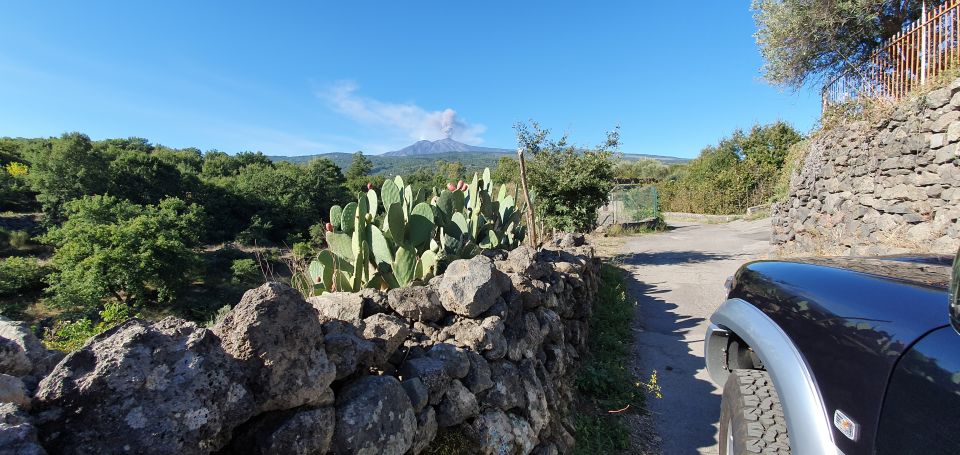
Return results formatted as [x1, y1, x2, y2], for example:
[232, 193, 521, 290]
[876, 326, 960, 454]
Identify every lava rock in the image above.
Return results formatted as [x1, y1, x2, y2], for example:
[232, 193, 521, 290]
[35, 318, 256, 454]
[332, 375, 416, 455]
[214, 283, 335, 412]
[388, 286, 446, 322]
[438, 256, 511, 317]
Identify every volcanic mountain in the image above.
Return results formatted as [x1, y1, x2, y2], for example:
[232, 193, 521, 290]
[383, 138, 512, 156]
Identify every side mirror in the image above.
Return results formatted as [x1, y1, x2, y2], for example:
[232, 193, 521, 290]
[952, 248, 960, 333]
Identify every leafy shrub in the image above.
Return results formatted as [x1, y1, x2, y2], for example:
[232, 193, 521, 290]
[236, 214, 273, 245]
[8, 230, 29, 249]
[44, 302, 131, 352]
[291, 242, 314, 260]
[0, 257, 51, 297]
[659, 122, 802, 215]
[204, 304, 232, 327]
[40, 195, 204, 311]
[230, 258, 260, 285]
[516, 121, 617, 233]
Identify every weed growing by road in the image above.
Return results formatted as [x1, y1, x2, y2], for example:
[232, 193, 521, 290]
[573, 263, 658, 453]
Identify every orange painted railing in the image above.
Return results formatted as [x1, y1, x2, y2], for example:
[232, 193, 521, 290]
[823, 0, 960, 107]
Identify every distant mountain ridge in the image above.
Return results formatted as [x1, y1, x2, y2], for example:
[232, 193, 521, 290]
[383, 138, 512, 156]
[268, 139, 688, 176]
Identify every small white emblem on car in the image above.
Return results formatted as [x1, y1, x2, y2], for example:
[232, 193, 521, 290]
[833, 409, 859, 441]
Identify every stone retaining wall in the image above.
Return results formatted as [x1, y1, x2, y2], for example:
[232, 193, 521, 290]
[772, 79, 960, 256]
[0, 236, 599, 455]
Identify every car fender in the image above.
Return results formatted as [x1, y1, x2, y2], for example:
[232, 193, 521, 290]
[707, 298, 842, 455]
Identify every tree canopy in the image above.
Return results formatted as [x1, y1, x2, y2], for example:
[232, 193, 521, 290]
[516, 121, 617, 233]
[753, 0, 934, 88]
[658, 121, 803, 214]
[41, 195, 205, 310]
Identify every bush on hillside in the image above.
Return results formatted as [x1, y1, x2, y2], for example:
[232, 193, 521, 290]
[0, 256, 51, 297]
[40, 195, 205, 311]
[659, 122, 802, 215]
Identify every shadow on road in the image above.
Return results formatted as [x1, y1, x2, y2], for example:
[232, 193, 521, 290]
[618, 250, 734, 267]
[624, 272, 721, 454]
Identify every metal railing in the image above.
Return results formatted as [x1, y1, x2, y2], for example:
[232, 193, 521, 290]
[823, 0, 960, 106]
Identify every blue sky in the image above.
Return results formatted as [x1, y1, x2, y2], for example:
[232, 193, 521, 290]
[0, 2, 821, 158]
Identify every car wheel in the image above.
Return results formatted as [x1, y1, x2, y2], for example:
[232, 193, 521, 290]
[719, 369, 791, 455]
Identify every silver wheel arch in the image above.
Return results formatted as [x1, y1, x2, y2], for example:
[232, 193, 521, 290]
[706, 298, 843, 455]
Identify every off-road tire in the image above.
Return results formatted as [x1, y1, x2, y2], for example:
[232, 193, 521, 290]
[719, 369, 791, 455]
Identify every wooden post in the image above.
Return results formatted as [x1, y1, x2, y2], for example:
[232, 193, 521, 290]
[516, 147, 538, 248]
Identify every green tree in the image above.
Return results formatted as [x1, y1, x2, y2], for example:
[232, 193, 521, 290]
[493, 156, 519, 185]
[342, 152, 386, 195]
[614, 158, 669, 181]
[41, 195, 204, 310]
[108, 150, 185, 205]
[658, 122, 803, 214]
[201, 150, 241, 177]
[26, 133, 108, 220]
[753, 0, 933, 87]
[516, 121, 617, 233]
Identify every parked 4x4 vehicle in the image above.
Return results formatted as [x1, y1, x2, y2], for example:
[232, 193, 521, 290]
[705, 253, 960, 455]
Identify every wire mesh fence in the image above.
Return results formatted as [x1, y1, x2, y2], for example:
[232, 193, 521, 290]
[597, 185, 660, 226]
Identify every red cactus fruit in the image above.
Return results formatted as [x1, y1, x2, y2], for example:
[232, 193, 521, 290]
[447, 183, 456, 192]
[457, 180, 465, 190]
[325, 222, 333, 232]
[367, 182, 373, 190]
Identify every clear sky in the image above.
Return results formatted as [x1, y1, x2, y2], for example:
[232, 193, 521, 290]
[0, 1, 822, 158]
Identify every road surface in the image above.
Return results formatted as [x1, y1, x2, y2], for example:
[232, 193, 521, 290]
[619, 219, 772, 454]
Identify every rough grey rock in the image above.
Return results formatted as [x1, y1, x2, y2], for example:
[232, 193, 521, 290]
[519, 360, 550, 434]
[308, 292, 365, 324]
[438, 256, 511, 318]
[226, 406, 334, 455]
[214, 283, 335, 412]
[441, 317, 507, 359]
[35, 318, 255, 454]
[462, 351, 494, 394]
[0, 316, 61, 383]
[427, 343, 470, 379]
[555, 232, 585, 248]
[398, 357, 451, 406]
[401, 378, 429, 411]
[0, 403, 45, 455]
[322, 320, 375, 380]
[332, 375, 416, 455]
[358, 288, 389, 317]
[0, 374, 29, 409]
[469, 409, 538, 455]
[436, 379, 479, 427]
[362, 313, 411, 366]
[479, 361, 526, 411]
[497, 246, 552, 279]
[410, 407, 438, 455]
[387, 286, 446, 322]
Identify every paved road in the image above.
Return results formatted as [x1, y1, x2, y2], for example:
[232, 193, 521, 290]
[620, 219, 772, 455]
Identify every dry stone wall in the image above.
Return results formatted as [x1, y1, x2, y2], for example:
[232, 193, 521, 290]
[0, 237, 599, 455]
[773, 79, 960, 256]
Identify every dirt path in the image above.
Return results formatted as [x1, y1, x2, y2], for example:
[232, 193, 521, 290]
[615, 219, 772, 455]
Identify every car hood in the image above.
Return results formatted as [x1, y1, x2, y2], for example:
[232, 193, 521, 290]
[791, 254, 953, 290]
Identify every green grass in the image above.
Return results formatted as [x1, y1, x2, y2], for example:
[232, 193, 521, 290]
[573, 263, 659, 454]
